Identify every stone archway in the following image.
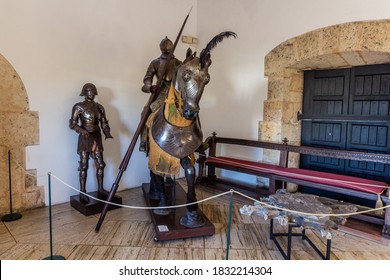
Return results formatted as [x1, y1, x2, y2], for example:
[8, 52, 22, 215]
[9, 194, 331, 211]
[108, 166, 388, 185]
[260, 20, 390, 167]
[0, 54, 44, 214]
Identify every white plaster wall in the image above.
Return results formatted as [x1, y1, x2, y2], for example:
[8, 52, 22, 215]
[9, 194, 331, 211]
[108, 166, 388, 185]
[0, 0, 197, 204]
[1, 0, 390, 204]
[196, 0, 390, 186]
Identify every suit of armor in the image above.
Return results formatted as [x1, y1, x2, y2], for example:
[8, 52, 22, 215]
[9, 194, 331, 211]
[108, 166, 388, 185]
[139, 37, 182, 203]
[141, 36, 182, 111]
[142, 55, 182, 112]
[69, 83, 113, 203]
[139, 37, 182, 154]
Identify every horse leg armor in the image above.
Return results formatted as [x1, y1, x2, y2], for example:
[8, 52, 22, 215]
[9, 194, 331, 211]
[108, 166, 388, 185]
[151, 172, 170, 216]
[179, 156, 205, 228]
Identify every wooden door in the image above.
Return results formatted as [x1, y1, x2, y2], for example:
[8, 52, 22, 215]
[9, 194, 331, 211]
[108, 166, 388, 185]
[300, 64, 390, 206]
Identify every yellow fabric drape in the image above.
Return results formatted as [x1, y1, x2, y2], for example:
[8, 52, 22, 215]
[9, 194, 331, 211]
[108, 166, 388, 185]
[146, 84, 195, 176]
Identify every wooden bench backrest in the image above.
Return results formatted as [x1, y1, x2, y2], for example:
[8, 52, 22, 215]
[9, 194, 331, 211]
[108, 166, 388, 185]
[206, 135, 390, 166]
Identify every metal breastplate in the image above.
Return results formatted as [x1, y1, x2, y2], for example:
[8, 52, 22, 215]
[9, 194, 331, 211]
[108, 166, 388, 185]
[75, 102, 101, 132]
[151, 106, 203, 159]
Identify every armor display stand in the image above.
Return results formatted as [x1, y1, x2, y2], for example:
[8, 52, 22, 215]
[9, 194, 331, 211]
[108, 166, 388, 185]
[142, 182, 214, 241]
[1, 150, 22, 222]
[70, 191, 122, 216]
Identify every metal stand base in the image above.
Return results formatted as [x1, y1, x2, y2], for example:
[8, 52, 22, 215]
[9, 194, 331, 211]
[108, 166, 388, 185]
[43, 255, 66, 260]
[142, 182, 215, 241]
[1, 213, 22, 222]
[270, 218, 331, 260]
[70, 191, 122, 216]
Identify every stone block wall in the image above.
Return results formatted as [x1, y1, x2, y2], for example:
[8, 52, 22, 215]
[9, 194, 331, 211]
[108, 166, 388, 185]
[0, 54, 44, 214]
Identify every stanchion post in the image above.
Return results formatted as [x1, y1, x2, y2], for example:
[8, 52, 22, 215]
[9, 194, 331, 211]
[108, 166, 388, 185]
[225, 190, 234, 260]
[1, 150, 22, 222]
[43, 172, 65, 260]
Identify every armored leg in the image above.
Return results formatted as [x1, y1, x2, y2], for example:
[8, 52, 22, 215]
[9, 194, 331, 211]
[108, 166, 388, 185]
[165, 176, 174, 186]
[79, 151, 90, 203]
[151, 171, 170, 216]
[139, 106, 149, 154]
[179, 156, 204, 228]
[149, 170, 160, 200]
[139, 127, 149, 153]
[94, 152, 108, 198]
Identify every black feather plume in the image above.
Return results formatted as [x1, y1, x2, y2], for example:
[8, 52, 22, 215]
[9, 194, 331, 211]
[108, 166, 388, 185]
[199, 31, 237, 68]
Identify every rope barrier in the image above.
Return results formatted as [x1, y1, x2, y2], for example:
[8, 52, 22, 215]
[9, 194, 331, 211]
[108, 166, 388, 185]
[235, 189, 390, 217]
[10, 153, 47, 179]
[49, 172, 231, 210]
[49, 172, 390, 218]
[7, 150, 390, 218]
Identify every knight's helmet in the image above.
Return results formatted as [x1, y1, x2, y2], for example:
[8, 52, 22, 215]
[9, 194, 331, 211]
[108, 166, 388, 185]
[80, 83, 98, 96]
[160, 36, 173, 54]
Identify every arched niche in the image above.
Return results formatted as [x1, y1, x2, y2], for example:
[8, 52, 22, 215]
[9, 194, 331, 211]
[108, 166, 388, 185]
[260, 20, 390, 167]
[0, 54, 44, 214]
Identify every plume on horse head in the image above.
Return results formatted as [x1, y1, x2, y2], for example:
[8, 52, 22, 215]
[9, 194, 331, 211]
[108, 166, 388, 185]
[172, 31, 237, 121]
[199, 31, 237, 68]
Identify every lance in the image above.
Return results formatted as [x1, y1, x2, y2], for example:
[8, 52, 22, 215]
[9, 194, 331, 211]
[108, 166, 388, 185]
[95, 8, 192, 232]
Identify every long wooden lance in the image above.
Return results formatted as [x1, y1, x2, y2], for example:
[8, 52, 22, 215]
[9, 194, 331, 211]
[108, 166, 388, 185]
[95, 9, 192, 232]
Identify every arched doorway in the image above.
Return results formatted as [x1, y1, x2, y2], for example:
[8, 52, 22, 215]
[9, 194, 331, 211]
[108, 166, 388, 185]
[0, 54, 44, 214]
[260, 19, 390, 167]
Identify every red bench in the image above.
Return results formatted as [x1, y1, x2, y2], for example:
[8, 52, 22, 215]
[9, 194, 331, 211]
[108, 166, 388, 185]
[197, 133, 390, 238]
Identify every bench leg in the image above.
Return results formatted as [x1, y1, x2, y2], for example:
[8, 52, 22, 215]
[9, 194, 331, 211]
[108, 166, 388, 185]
[382, 203, 390, 238]
[269, 179, 276, 194]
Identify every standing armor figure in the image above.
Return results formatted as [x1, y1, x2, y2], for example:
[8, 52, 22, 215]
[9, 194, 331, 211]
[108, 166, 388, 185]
[69, 83, 113, 203]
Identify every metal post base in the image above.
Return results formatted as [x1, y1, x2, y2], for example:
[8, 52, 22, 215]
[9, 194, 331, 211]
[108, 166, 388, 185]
[43, 255, 66, 260]
[270, 218, 331, 260]
[1, 213, 22, 222]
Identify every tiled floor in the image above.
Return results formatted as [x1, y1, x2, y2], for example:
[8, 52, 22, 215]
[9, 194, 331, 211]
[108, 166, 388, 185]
[0, 179, 389, 260]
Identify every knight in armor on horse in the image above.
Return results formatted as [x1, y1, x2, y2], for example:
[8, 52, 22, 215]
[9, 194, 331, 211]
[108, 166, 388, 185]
[140, 36, 182, 153]
[93, 27, 237, 232]
[141, 32, 237, 228]
[141, 36, 182, 112]
[140, 37, 182, 204]
[69, 83, 113, 203]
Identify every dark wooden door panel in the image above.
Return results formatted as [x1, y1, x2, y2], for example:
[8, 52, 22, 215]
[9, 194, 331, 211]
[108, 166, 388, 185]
[350, 64, 390, 117]
[303, 69, 350, 116]
[301, 64, 390, 205]
[346, 122, 390, 182]
[348, 123, 388, 150]
[351, 100, 390, 116]
[301, 121, 346, 174]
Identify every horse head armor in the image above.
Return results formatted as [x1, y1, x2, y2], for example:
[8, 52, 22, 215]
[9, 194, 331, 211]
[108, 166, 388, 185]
[174, 31, 237, 120]
[151, 31, 237, 159]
